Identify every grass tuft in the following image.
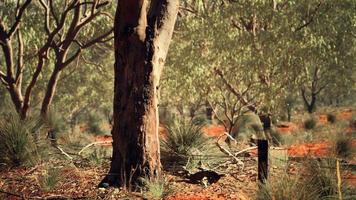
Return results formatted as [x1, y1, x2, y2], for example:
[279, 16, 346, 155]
[0, 113, 40, 166]
[304, 117, 317, 130]
[141, 177, 171, 200]
[39, 167, 62, 192]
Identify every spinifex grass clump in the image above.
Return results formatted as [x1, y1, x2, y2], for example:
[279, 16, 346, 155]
[256, 172, 319, 200]
[303, 158, 353, 199]
[141, 177, 171, 200]
[304, 117, 317, 130]
[161, 117, 209, 166]
[39, 167, 62, 192]
[0, 113, 40, 166]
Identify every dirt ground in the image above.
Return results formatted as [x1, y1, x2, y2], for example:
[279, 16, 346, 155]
[1, 108, 355, 199]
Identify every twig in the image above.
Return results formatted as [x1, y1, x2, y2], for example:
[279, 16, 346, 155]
[55, 145, 73, 160]
[78, 141, 112, 155]
[216, 134, 244, 168]
[224, 132, 236, 142]
[0, 189, 24, 199]
[234, 146, 257, 156]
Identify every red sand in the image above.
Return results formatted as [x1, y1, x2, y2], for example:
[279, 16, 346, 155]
[287, 140, 356, 157]
[338, 109, 353, 120]
[275, 122, 298, 134]
[202, 125, 226, 137]
[318, 114, 328, 124]
[287, 142, 331, 157]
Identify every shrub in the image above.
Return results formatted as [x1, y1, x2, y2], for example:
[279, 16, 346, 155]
[0, 113, 39, 166]
[87, 112, 105, 135]
[302, 159, 353, 199]
[334, 135, 353, 159]
[141, 177, 171, 200]
[327, 113, 337, 124]
[161, 117, 209, 164]
[256, 172, 319, 200]
[304, 118, 317, 130]
[44, 109, 67, 144]
[39, 167, 62, 191]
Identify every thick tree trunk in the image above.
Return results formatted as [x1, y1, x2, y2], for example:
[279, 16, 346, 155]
[100, 0, 179, 188]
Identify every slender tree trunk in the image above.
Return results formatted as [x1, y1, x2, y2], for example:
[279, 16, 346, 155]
[100, 0, 179, 188]
[41, 67, 61, 116]
[301, 88, 316, 113]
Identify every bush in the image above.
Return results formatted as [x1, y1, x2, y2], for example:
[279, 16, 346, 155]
[87, 112, 105, 135]
[0, 113, 40, 166]
[256, 172, 319, 200]
[327, 113, 337, 124]
[44, 110, 67, 144]
[304, 118, 317, 130]
[141, 178, 171, 200]
[302, 159, 353, 199]
[257, 159, 353, 200]
[334, 135, 353, 159]
[161, 117, 209, 164]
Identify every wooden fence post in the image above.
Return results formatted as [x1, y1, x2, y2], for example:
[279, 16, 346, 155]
[258, 139, 268, 184]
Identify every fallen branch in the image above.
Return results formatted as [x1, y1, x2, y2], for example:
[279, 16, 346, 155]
[224, 132, 236, 142]
[234, 146, 257, 157]
[78, 141, 112, 155]
[55, 145, 73, 160]
[216, 134, 244, 168]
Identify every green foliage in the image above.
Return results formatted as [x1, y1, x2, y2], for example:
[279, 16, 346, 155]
[327, 113, 337, 124]
[141, 178, 171, 200]
[0, 113, 40, 166]
[161, 117, 209, 163]
[86, 112, 105, 135]
[234, 112, 264, 141]
[39, 167, 62, 192]
[44, 109, 67, 135]
[304, 118, 317, 130]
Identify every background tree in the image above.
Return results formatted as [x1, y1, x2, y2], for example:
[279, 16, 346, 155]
[0, 0, 113, 119]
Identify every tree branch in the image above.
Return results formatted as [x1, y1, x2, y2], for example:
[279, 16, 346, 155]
[38, 0, 51, 34]
[49, 0, 60, 26]
[214, 67, 249, 106]
[294, 1, 323, 32]
[61, 48, 81, 68]
[81, 28, 113, 48]
[8, 0, 32, 38]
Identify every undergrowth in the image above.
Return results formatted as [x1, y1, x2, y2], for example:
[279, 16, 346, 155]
[0, 112, 41, 166]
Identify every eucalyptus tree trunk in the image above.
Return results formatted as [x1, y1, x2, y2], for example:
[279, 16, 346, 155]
[99, 0, 179, 187]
